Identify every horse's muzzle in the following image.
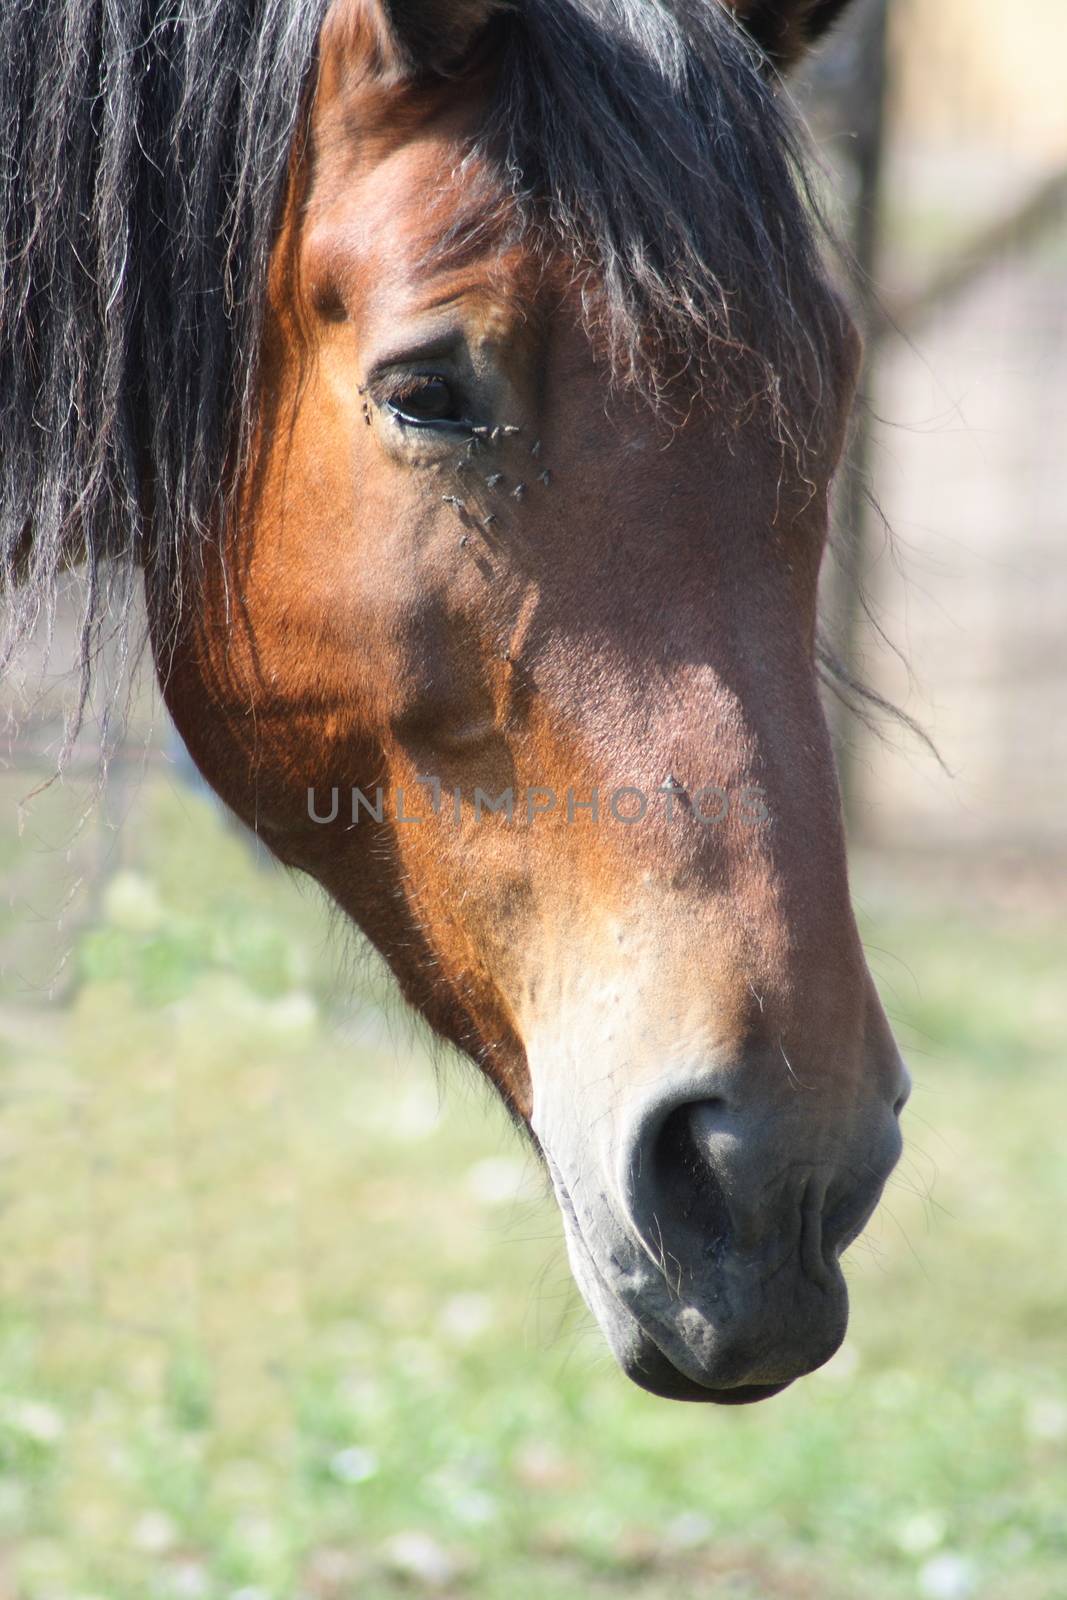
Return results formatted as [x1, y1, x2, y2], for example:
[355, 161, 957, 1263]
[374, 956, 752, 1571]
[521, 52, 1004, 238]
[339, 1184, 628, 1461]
[534, 1060, 907, 1403]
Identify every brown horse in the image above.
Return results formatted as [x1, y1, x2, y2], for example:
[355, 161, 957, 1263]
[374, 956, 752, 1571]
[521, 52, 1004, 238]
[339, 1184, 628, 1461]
[1, 0, 908, 1403]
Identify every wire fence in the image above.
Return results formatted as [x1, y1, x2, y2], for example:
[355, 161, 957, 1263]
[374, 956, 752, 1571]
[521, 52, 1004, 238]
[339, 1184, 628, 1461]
[807, 0, 1067, 854]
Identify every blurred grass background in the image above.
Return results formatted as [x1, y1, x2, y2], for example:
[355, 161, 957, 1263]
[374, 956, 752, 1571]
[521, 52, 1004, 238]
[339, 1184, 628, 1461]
[0, 769, 1064, 1600]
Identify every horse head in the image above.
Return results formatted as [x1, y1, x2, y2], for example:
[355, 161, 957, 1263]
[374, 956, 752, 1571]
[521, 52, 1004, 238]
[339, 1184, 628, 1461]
[130, 0, 907, 1401]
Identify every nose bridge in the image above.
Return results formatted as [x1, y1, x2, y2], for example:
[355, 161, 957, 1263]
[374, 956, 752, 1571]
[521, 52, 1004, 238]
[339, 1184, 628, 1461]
[527, 920, 891, 1218]
[526, 870, 906, 1199]
[521, 846, 880, 1124]
[603, 859, 871, 1095]
[529, 611, 865, 1011]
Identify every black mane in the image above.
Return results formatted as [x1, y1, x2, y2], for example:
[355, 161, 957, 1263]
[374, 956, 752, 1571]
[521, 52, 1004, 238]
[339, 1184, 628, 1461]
[1, 0, 841, 728]
[1, 0, 331, 720]
[486, 0, 840, 415]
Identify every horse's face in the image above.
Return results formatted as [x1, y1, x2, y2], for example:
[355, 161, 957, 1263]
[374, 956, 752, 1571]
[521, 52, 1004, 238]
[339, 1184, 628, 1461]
[159, 0, 908, 1402]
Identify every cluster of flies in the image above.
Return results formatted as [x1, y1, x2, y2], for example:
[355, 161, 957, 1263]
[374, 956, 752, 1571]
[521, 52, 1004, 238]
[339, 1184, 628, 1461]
[443, 426, 552, 544]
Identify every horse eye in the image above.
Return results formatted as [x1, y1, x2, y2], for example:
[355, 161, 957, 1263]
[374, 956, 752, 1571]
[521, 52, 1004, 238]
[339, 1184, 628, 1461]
[388, 375, 463, 426]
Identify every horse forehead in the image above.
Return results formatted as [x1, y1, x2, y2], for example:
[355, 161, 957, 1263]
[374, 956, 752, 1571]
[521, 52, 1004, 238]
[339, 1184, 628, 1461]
[303, 89, 523, 305]
[308, 141, 494, 267]
[300, 160, 542, 366]
[309, 14, 488, 199]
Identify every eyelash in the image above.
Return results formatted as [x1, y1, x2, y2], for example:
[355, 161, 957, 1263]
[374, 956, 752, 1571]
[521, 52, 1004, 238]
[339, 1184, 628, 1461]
[369, 371, 475, 433]
[387, 401, 474, 433]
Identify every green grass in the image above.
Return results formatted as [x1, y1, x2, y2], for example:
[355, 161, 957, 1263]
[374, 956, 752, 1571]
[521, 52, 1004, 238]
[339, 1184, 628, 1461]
[1, 774, 1065, 1599]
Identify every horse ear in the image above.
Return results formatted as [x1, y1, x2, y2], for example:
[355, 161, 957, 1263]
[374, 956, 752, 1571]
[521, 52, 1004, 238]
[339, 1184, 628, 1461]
[373, 0, 505, 75]
[724, 0, 857, 70]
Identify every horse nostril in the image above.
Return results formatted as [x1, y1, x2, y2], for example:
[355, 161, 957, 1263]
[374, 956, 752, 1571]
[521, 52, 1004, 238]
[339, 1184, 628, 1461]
[653, 1101, 733, 1259]
[892, 1068, 913, 1118]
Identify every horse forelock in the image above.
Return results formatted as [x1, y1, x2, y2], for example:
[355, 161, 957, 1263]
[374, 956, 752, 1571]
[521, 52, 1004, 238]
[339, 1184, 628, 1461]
[483, 0, 844, 420]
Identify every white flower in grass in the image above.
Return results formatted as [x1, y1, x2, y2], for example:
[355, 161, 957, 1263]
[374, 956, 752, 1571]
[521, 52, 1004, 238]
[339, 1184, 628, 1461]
[466, 1156, 527, 1205]
[169, 1560, 210, 1598]
[4, 1400, 64, 1443]
[338, 1374, 387, 1421]
[131, 1508, 178, 1552]
[232, 1514, 281, 1558]
[1024, 1395, 1067, 1441]
[664, 1512, 714, 1551]
[392, 1086, 442, 1141]
[439, 1292, 492, 1343]
[214, 1458, 270, 1500]
[894, 1510, 946, 1555]
[264, 989, 318, 1034]
[383, 1531, 459, 1588]
[918, 1553, 978, 1599]
[329, 1445, 379, 1484]
[393, 1338, 441, 1380]
[103, 869, 165, 932]
[450, 1488, 497, 1527]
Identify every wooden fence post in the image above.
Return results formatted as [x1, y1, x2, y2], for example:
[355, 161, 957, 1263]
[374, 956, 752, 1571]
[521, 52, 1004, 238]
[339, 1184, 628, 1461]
[824, 0, 892, 832]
